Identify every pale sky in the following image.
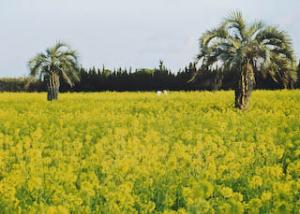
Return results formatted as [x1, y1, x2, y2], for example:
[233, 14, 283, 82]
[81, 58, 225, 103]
[1, 0, 299, 77]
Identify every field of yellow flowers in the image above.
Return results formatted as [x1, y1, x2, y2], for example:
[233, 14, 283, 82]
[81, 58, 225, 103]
[0, 91, 300, 213]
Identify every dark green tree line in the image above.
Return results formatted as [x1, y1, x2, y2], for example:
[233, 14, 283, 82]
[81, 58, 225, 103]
[1, 60, 295, 92]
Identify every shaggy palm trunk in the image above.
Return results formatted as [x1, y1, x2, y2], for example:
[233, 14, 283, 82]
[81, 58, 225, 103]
[47, 73, 60, 101]
[235, 61, 254, 109]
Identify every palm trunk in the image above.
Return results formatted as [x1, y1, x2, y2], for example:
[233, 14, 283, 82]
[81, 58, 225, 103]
[47, 73, 60, 101]
[235, 61, 254, 109]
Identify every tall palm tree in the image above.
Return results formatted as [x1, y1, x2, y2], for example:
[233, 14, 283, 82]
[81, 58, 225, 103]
[195, 12, 297, 109]
[28, 42, 80, 100]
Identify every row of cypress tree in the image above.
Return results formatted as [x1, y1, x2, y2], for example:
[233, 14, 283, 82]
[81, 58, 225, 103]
[1, 60, 300, 92]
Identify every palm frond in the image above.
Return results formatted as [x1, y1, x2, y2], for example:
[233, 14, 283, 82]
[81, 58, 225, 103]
[28, 53, 48, 77]
[223, 11, 246, 40]
[28, 42, 80, 86]
[195, 11, 296, 88]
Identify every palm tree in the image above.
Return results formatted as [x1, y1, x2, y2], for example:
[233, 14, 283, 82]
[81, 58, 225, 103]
[195, 12, 297, 109]
[28, 42, 80, 100]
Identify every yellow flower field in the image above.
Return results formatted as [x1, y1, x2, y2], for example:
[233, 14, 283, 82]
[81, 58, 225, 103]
[0, 91, 299, 213]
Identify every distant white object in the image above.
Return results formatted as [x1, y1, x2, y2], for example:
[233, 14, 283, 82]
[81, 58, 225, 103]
[157, 90, 168, 96]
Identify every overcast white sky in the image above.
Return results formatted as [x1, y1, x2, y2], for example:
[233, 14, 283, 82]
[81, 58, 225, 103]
[1, 0, 299, 77]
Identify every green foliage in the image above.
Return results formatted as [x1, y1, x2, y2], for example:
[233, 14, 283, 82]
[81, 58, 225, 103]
[200, 11, 297, 86]
[28, 42, 80, 100]
[297, 61, 300, 88]
[195, 11, 297, 109]
[28, 42, 80, 87]
[0, 78, 43, 92]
